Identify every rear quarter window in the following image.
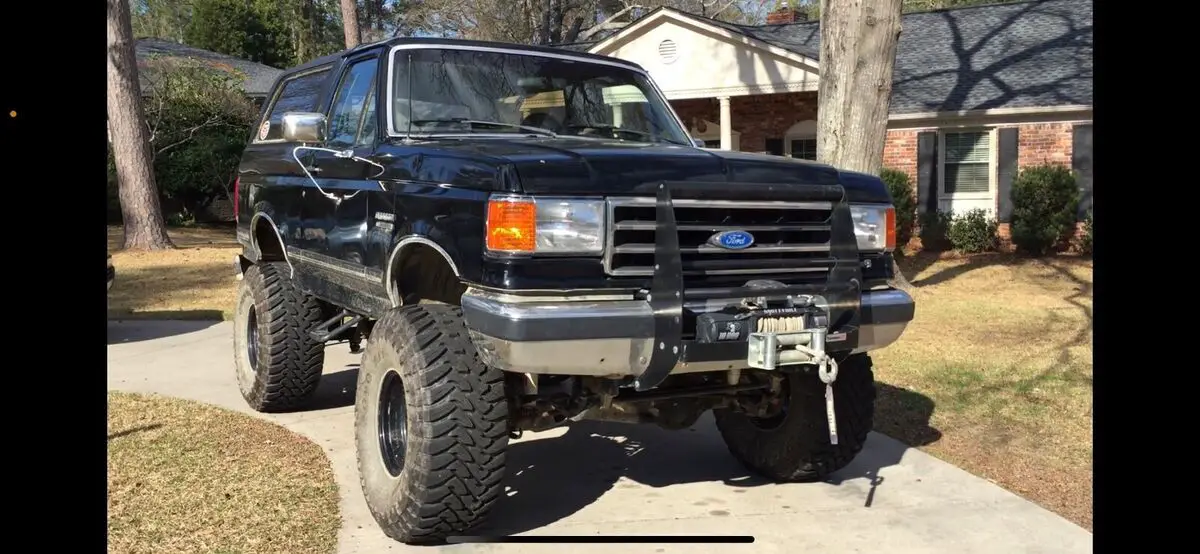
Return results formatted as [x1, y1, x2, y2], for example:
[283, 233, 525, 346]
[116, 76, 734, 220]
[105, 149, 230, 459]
[255, 68, 331, 142]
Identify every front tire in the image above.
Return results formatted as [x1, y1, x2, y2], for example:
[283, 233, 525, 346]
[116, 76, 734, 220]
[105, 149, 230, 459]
[354, 304, 508, 544]
[714, 353, 876, 481]
[232, 262, 325, 412]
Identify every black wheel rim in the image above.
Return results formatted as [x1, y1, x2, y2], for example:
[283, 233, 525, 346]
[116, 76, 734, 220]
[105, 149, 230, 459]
[378, 370, 408, 477]
[246, 306, 258, 371]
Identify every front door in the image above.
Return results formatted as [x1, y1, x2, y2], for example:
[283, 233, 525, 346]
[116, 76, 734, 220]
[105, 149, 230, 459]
[300, 54, 383, 267]
[937, 129, 997, 217]
[294, 53, 395, 313]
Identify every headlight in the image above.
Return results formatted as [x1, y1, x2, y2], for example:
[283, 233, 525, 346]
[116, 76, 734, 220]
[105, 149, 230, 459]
[849, 204, 896, 252]
[486, 195, 605, 255]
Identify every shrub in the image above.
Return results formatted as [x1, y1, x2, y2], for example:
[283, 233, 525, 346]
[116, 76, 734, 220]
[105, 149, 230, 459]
[948, 209, 999, 253]
[1010, 164, 1080, 255]
[1078, 210, 1093, 255]
[107, 56, 257, 225]
[918, 210, 953, 251]
[880, 168, 917, 250]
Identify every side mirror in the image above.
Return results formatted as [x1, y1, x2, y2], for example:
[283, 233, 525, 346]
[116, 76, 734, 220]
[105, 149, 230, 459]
[691, 138, 706, 148]
[281, 112, 327, 143]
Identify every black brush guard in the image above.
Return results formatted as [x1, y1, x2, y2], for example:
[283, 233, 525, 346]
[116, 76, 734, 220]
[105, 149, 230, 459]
[632, 181, 864, 392]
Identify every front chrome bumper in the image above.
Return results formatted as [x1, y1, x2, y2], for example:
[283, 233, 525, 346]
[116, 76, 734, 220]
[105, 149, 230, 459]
[463, 288, 915, 377]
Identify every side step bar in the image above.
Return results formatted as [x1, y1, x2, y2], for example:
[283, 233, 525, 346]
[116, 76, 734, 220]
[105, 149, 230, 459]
[310, 309, 363, 343]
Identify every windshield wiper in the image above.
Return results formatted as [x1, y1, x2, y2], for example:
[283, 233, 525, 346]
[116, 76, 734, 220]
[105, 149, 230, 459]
[410, 118, 557, 137]
[565, 124, 686, 146]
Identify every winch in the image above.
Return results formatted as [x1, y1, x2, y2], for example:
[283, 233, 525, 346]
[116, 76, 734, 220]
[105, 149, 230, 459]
[695, 294, 843, 444]
[694, 295, 832, 371]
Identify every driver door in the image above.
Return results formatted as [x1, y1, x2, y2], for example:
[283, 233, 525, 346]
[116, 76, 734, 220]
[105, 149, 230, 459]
[302, 53, 384, 267]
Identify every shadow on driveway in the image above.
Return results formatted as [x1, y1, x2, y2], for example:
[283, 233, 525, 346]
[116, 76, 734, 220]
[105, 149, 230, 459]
[106, 317, 223, 345]
[481, 382, 941, 536]
[304, 363, 941, 536]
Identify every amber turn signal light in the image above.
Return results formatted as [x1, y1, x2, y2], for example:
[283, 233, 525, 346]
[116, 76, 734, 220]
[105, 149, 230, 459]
[486, 198, 537, 253]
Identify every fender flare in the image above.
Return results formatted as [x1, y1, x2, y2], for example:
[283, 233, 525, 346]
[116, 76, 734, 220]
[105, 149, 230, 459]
[249, 212, 295, 278]
[384, 235, 461, 307]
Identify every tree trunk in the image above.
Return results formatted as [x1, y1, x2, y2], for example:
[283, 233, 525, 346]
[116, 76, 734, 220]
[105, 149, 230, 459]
[816, 0, 902, 174]
[816, 0, 907, 287]
[341, 0, 361, 48]
[107, 0, 174, 251]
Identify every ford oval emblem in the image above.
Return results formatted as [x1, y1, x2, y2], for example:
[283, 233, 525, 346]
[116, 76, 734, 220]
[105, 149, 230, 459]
[709, 230, 755, 250]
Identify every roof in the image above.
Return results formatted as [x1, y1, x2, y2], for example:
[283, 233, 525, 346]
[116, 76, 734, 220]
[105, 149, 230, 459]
[135, 39, 284, 97]
[564, 0, 1093, 114]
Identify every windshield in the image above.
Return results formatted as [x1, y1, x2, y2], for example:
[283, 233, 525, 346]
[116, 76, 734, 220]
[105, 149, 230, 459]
[390, 48, 689, 145]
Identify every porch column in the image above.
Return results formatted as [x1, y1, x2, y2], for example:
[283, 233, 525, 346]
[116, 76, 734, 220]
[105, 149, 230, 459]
[718, 96, 732, 150]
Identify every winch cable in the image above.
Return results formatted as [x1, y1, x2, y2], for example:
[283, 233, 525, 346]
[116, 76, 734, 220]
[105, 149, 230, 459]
[756, 316, 804, 333]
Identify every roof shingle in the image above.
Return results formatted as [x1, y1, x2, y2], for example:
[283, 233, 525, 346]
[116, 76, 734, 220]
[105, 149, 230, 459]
[560, 0, 1093, 114]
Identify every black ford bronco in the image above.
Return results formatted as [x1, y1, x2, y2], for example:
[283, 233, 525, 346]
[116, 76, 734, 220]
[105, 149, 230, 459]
[232, 37, 915, 544]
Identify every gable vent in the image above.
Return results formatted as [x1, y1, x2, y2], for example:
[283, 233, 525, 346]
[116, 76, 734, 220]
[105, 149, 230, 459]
[658, 39, 678, 63]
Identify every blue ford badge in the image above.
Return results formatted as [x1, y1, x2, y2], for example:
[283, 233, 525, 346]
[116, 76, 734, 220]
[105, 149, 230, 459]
[709, 230, 755, 250]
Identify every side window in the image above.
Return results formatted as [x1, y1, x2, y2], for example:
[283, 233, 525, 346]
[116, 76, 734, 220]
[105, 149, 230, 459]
[258, 68, 330, 142]
[355, 85, 378, 147]
[327, 59, 379, 148]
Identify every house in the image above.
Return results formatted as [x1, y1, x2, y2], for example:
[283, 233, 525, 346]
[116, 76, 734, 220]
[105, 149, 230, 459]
[134, 38, 284, 107]
[558, 0, 1093, 238]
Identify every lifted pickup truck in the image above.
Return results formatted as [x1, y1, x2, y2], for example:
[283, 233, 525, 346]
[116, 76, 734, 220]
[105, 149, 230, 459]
[232, 37, 914, 544]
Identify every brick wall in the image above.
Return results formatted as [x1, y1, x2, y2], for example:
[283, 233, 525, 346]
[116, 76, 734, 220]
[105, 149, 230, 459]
[879, 121, 1083, 252]
[666, 96, 1089, 252]
[669, 92, 819, 152]
[882, 130, 919, 183]
[1013, 122, 1074, 168]
[671, 98, 717, 136]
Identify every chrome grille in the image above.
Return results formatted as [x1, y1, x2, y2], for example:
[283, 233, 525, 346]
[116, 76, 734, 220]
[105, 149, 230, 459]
[604, 198, 835, 278]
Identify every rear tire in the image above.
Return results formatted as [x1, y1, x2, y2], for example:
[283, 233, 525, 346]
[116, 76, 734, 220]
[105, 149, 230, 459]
[714, 353, 876, 481]
[233, 262, 325, 412]
[354, 304, 508, 544]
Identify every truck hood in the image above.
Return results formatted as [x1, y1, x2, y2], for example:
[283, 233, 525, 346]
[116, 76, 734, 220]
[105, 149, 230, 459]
[408, 137, 891, 203]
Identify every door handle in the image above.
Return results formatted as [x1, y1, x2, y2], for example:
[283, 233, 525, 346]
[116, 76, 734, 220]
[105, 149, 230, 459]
[304, 166, 323, 174]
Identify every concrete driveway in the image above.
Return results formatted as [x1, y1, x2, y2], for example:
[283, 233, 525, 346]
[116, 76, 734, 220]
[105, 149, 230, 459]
[107, 320, 1092, 554]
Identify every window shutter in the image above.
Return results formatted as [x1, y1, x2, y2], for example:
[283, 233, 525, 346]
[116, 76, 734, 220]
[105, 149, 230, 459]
[997, 128, 1019, 222]
[917, 131, 938, 213]
[1073, 124, 1093, 220]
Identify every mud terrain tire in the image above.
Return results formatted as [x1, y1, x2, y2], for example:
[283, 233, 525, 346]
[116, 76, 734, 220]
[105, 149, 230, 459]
[714, 353, 876, 481]
[233, 262, 325, 412]
[354, 304, 508, 544]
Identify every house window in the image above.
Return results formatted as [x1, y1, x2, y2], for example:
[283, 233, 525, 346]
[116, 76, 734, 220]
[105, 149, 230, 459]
[703, 139, 721, 148]
[782, 119, 818, 159]
[943, 131, 991, 194]
[789, 138, 817, 160]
